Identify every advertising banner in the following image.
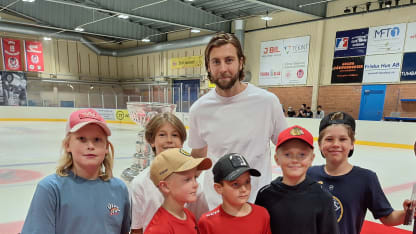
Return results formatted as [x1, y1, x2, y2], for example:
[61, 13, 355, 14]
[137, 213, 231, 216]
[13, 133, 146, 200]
[331, 56, 365, 83]
[96, 108, 116, 121]
[363, 53, 401, 83]
[1, 38, 22, 71]
[170, 56, 203, 69]
[404, 22, 416, 52]
[334, 28, 368, 58]
[401, 52, 416, 81]
[367, 23, 406, 55]
[24, 41, 45, 72]
[0, 72, 27, 106]
[259, 36, 310, 86]
[115, 109, 134, 123]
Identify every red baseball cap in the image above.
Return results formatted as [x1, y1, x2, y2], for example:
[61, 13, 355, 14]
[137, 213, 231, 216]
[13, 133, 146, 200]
[276, 125, 313, 151]
[65, 108, 111, 136]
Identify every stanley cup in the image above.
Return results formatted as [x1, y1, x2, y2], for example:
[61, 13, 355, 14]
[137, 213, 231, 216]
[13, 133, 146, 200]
[121, 102, 176, 182]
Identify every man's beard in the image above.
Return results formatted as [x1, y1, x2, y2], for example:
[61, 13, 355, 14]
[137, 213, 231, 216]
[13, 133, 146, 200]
[209, 71, 240, 90]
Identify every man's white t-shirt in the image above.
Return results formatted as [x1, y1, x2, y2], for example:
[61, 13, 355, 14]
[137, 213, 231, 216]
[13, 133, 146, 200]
[188, 83, 288, 209]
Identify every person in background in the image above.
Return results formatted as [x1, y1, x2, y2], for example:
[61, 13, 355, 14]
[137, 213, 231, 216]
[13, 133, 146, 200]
[297, 104, 306, 118]
[131, 113, 208, 234]
[188, 33, 287, 209]
[306, 106, 313, 118]
[307, 111, 412, 234]
[314, 105, 325, 119]
[21, 108, 131, 234]
[287, 106, 296, 117]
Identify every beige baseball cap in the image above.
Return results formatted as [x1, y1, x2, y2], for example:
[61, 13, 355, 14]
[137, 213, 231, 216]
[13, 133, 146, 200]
[150, 148, 212, 186]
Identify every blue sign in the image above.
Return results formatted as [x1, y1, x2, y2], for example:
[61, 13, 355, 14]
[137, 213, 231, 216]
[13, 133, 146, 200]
[401, 52, 416, 81]
[334, 28, 369, 58]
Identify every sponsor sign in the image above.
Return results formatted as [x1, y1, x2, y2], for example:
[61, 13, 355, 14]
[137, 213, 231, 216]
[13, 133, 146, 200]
[331, 56, 365, 83]
[404, 22, 416, 52]
[115, 109, 134, 123]
[259, 36, 310, 86]
[363, 53, 401, 83]
[401, 52, 416, 81]
[24, 41, 44, 72]
[96, 108, 116, 121]
[367, 23, 406, 55]
[170, 56, 203, 69]
[334, 28, 369, 58]
[1, 38, 22, 71]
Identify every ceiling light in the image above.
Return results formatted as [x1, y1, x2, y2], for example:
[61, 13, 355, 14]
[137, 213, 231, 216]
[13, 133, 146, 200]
[385, 0, 392, 7]
[190, 28, 200, 33]
[344, 7, 351, 13]
[43, 37, 52, 40]
[261, 16, 273, 21]
[118, 14, 129, 19]
[22, 0, 35, 2]
[185, 0, 194, 1]
[74, 27, 84, 32]
[141, 38, 150, 42]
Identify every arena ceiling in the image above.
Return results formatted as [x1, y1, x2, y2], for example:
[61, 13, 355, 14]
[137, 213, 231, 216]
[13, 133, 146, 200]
[0, 0, 335, 44]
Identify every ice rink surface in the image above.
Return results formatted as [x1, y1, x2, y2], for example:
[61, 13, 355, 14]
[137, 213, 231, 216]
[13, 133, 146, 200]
[0, 121, 415, 232]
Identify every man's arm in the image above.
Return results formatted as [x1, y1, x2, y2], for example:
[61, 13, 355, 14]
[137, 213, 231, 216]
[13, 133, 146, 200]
[191, 146, 208, 158]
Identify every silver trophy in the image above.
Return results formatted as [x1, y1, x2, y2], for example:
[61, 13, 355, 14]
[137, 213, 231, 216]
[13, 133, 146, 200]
[121, 102, 176, 182]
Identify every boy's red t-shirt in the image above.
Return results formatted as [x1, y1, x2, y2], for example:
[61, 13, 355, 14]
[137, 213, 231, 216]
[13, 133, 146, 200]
[198, 203, 271, 234]
[144, 207, 198, 234]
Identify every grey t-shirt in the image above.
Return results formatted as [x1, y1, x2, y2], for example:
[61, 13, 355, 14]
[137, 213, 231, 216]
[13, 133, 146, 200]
[22, 171, 131, 234]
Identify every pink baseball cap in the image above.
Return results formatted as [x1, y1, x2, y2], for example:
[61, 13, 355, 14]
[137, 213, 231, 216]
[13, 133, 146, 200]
[65, 108, 111, 136]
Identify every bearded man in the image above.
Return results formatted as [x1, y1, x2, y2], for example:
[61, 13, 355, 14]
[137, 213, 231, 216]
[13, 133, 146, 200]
[188, 33, 288, 209]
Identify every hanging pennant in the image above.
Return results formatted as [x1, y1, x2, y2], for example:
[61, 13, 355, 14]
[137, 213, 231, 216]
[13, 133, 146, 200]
[24, 40, 44, 72]
[1, 38, 22, 71]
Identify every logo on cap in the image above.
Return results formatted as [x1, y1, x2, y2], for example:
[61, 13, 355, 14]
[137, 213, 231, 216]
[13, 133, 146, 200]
[229, 154, 247, 167]
[179, 149, 190, 156]
[290, 127, 304, 136]
[79, 111, 100, 120]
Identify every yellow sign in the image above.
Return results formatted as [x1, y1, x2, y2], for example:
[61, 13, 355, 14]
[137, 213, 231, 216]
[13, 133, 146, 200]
[208, 80, 216, 88]
[113, 110, 135, 124]
[171, 56, 203, 69]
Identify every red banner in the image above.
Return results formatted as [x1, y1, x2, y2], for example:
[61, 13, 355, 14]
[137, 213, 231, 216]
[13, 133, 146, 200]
[24, 40, 44, 72]
[1, 38, 22, 71]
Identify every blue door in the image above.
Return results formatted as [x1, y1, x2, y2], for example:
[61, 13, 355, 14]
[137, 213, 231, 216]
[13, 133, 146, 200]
[173, 79, 200, 112]
[358, 84, 386, 121]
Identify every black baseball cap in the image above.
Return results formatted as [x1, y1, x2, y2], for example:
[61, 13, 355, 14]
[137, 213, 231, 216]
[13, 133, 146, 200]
[319, 111, 356, 133]
[213, 153, 261, 183]
[319, 111, 356, 157]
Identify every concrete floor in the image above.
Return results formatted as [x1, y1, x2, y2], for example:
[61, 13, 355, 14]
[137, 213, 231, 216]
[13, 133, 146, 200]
[0, 121, 415, 233]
